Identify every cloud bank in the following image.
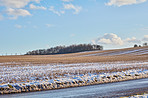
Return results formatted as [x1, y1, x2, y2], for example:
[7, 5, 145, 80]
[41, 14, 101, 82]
[0, 0, 147, 20]
[29, 4, 46, 10]
[93, 33, 124, 45]
[92, 33, 147, 46]
[106, 0, 147, 6]
[0, 0, 83, 19]
[125, 37, 141, 43]
[63, 4, 82, 14]
[0, 0, 42, 19]
[0, 0, 40, 8]
[6, 8, 31, 18]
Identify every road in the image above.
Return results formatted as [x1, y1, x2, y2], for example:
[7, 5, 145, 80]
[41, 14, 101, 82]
[1, 78, 148, 98]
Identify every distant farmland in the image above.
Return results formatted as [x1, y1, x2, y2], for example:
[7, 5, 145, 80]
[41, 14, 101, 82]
[0, 46, 147, 65]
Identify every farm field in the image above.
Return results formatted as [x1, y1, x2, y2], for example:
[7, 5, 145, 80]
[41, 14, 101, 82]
[0, 46, 148, 95]
[1, 0, 148, 97]
[0, 46, 148, 64]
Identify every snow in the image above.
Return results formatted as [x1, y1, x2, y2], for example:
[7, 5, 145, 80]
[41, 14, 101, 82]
[0, 61, 148, 94]
[0, 61, 148, 83]
[124, 93, 148, 98]
[0, 68, 148, 89]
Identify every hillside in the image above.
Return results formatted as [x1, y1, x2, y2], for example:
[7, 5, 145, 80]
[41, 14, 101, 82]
[0, 46, 147, 64]
[25, 44, 103, 55]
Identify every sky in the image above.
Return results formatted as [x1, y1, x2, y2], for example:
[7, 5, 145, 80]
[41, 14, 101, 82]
[0, 0, 148, 55]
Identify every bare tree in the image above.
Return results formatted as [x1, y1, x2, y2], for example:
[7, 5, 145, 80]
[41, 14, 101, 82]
[143, 43, 148, 46]
[134, 44, 138, 47]
[26, 44, 103, 55]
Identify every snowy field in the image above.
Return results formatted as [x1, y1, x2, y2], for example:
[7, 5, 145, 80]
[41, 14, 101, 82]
[0, 61, 148, 84]
[0, 61, 148, 94]
[0, 47, 147, 94]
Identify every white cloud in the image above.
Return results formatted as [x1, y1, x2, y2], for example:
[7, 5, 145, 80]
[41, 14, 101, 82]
[29, 4, 46, 10]
[143, 35, 148, 41]
[15, 24, 22, 28]
[92, 34, 148, 47]
[49, 6, 64, 16]
[63, 4, 82, 14]
[0, 0, 41, 19]
[62, 0, 73, 2]
[93, 33, 124, 45]
[124, 37, 141, 43]
[6, 8, 31, 19]
[106, 0, 147, 7]
[0, 0, 82, 19]
[0, 0, 40, 8]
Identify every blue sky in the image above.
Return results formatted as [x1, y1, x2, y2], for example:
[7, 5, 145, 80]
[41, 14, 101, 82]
[0, 0, 148, 55]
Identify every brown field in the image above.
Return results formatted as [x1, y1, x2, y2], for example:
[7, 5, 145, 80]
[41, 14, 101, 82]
[0, 46, 148, 65]
[0, 46, 148, 88]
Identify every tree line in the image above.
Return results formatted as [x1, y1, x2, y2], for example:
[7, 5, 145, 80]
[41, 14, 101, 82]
[134, 42, 148, 47]
[25, 44, 103, 55]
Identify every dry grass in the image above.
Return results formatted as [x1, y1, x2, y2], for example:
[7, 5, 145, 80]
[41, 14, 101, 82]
[0, 46, 148, 65]
[0, 55, 147, 65]
[0, 46, 148, 92]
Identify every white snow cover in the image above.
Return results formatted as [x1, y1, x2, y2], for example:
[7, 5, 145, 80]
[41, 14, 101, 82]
[125, 93, 148, 98]
[0, 61, 148, 89]
[0, 61, 148, 83]
[0, 69, 148, 89]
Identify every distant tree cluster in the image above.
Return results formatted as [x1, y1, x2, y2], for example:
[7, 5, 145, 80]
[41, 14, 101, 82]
[134, 42, 148, 47]
[26, 44, 103, 55]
